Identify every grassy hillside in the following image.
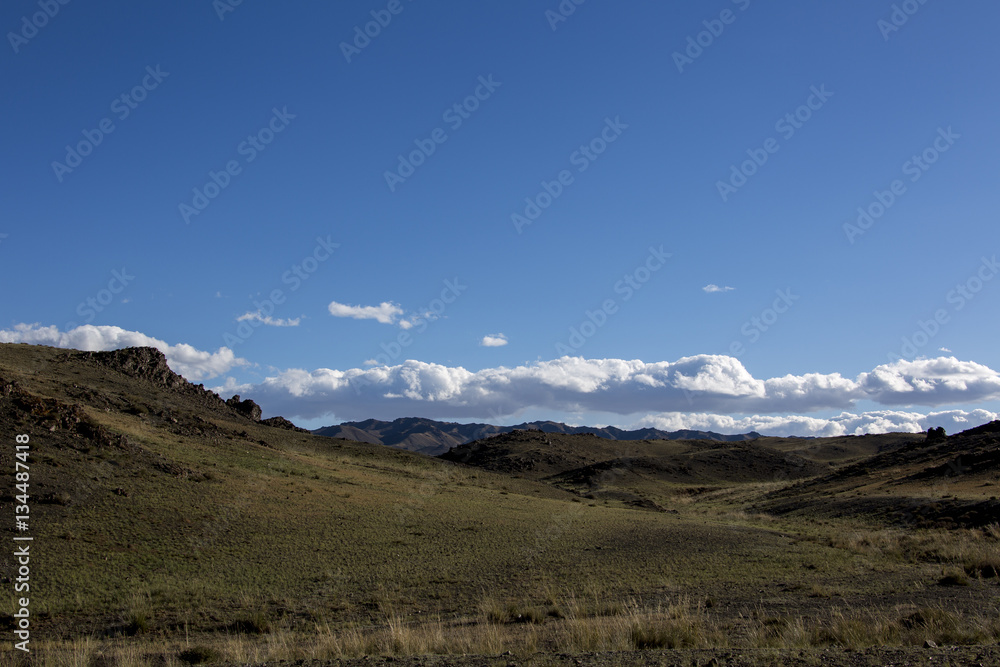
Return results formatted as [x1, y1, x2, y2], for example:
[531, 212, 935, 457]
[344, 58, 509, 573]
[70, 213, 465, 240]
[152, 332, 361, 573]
[1, 343, 998, 666]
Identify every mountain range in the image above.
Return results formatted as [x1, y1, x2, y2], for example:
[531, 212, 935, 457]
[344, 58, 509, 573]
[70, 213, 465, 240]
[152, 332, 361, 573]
[312, 417, 761, 456]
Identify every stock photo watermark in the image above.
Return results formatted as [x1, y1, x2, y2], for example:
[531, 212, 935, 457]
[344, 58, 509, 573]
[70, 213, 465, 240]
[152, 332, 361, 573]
[223, 235, 339, 346]
[189, 477, 264, 550]
[63, 267, 135, 330]
[887, 254, 997, 362]
[729, 288, 799, 357]
[51, 65, 169, 183]
[384, 75, 502, 192]
[843, 126, 959, 244]
[213, 0, 246, 21]
[512, 116, 628, 234]
[716, 84, 833, 202]
[878, 0, 931, 41]
[363, 278, 468, 368]
[672, 0, 752, 73]
[545, 0, 586, 31]
[340, 0, 416, 63]
[12, 433, 32, 653]
[396, 406, 508, 525]
[7, 0, 71, 54]
[527, 447, 638, 564]
[555, 246, 671, 355]
[395, 466, 455, 525]
[179, 106, 296, 224]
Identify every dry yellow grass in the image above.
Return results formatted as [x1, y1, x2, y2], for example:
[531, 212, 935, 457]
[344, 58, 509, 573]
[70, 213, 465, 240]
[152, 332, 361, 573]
[17, 599, 999, 666]
[827, 525, 1000, 577]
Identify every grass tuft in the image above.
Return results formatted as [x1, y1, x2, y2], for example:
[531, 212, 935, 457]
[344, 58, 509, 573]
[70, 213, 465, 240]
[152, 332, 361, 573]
[123, 609, 151, 636]
[229, 609, 272, 635]
[178, 646, 221, 664]
[939, 569, 971, 587]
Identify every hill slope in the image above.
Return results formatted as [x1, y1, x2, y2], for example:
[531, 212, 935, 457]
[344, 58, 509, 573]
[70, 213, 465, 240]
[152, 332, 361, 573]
[758, 421, 1000, 529]
[2, 342, 998, 666]
[0, 343, 849, 638]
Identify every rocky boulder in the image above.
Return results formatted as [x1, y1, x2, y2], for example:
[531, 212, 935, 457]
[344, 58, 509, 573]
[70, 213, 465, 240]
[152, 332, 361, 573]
[260, 415, 308, 432]
[226, 394, 262, 421]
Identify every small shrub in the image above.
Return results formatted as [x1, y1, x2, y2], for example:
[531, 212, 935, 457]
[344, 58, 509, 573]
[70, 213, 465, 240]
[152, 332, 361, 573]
[230, 609, 271, 634]
[962, 550, 1000, 579]
[808, 584, 832, 598]
[545, 605, 565, 620]
[630, 624, 670, 649]
[512, 606, 548, 624]
[818, 612, 900, 648]
[479, 596, 512, 624]
[628, 618, 702, 649]
[901, 607, 956, 631]
[964, 561, 999, 578]
[938, 570, 970, 587]
[178, 646, 221, 664]
[124, 610, 150, 636]
[598, 601, 625, 617]
[897, 607, 988, 645]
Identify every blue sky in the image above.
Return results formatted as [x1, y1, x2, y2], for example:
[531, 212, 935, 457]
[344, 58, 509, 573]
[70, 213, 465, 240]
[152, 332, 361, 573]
[3, 0, 999, 435]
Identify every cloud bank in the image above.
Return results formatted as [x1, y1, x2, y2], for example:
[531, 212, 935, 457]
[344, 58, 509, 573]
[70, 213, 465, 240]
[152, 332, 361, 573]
[226, 354, 1000, 423]
[3, 323, 997, 437]
[0, 323, 247, 382]
[630, 408, 999, 438]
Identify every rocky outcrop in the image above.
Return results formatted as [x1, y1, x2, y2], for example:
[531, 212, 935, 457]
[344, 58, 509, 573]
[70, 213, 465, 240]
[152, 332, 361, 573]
[1, 375, 132, 451]
[226, 395, 262, 421]
[80, 347, 187, 390]
[73, 346, 300, 429]
[260, 415, 308, 432]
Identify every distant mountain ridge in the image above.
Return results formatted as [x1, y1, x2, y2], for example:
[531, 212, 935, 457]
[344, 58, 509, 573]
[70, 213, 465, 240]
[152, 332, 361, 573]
[312, 417, 761, 456]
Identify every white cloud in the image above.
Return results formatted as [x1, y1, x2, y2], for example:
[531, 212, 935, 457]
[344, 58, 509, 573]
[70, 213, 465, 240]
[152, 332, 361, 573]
[328, 300, 404, 326]
[858, 357, 1000, 406]
[630, 408, 999, 438]
[481, 333, 508, 347]
[237, 312, 301, 327]
[0, 323, 247, 382]
[703, 284, 735, 293]
[231, 354, 1000, 423]
[939, 347, 952, 353]
[210, 376, 253, 399]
